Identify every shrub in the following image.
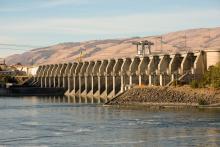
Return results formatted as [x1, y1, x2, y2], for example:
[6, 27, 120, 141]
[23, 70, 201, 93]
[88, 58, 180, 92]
[192, 62, 220, 89]
[190, 80, 199, 88]
[172, 80, 178, 86]
[172, 80, 184, 87]
[198, 98, 209, 105]
[207, 63, 220, 88]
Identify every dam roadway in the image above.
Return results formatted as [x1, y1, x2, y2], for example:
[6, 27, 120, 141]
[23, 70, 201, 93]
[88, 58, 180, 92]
[31, 49, 220, 101]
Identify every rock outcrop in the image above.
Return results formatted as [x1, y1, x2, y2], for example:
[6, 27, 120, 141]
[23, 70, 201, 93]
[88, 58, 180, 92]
[107, 86, 220, 106]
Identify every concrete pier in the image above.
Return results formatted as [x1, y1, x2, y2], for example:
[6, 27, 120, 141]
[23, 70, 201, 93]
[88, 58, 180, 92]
[63, 63, 72, 90]
[113, 58, 123, 97]
[104, 59, 115, 98]
[148, 56, 160, 86]
[92, 61, 102, 97]
[34, 50, 220, 99]
[138, 57, 150, 86]
[121, 58, 132, 92]
[98, 60, 108, 98]
[79, 61, 89, 95]
[54, 64, 62, 88]
[67, 62, 78, 94]
[85, 61, 95, 96]
[73, 62, 83, 95]
[158, 55, 171, 86]
[129, 57, 141, 86]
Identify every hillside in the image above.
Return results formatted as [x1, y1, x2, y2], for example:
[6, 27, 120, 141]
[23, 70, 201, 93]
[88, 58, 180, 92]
[6, 27, 220, 65]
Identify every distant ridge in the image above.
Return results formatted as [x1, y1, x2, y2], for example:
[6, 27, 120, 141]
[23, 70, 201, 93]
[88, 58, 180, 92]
[6, 27, 220, 65]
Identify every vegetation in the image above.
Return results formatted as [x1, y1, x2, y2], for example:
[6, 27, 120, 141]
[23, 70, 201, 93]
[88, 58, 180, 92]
[198, 98, 209, 105]
[0, 75, 15, 84]
[190, 62, 220, 88]
[190, 80, 199, 88]
[172, 80, 184, 87]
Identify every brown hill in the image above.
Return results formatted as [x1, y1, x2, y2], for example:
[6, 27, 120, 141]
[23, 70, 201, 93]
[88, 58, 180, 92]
[6, 27, 220, 65]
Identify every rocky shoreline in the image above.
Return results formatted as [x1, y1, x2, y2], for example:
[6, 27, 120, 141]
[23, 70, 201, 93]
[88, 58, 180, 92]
[106, 86, 220, 107]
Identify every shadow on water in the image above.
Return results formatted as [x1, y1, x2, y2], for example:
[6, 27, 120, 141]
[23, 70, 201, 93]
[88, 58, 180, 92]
[37, 95, 108, 104]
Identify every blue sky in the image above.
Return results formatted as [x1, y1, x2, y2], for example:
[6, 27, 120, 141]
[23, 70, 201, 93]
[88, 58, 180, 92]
[0, 0, 220, 57]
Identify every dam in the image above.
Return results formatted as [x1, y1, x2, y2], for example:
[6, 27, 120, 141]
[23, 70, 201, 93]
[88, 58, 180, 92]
[30, 47, 220, 100]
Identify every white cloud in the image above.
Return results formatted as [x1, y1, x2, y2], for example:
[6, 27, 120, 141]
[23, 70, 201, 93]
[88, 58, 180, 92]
[0, 0, 93, 12]
[42, 0, 91, 7]
[0, 8, 219, 57]
[0, 9, 219, 35]
[0, 7, 28, 12]
[0, 36, 16, 43]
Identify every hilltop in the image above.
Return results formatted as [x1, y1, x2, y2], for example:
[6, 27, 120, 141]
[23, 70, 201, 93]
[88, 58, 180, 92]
[6, 27, 220, 65]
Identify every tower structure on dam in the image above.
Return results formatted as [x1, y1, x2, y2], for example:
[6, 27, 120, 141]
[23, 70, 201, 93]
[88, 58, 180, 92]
[32, 42, 220, 100]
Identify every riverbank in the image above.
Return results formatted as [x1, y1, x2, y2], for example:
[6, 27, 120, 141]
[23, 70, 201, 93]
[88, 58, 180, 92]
[106, 86, 220, 107]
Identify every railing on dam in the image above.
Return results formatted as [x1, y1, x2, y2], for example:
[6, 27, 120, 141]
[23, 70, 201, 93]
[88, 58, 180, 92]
[31, 51, 209, 99]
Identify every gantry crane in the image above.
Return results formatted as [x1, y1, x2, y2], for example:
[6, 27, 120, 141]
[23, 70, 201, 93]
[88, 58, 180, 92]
[132, 40, 154, 57]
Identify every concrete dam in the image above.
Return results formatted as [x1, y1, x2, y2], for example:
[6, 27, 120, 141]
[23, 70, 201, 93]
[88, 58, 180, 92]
[31, 48, 220, 100]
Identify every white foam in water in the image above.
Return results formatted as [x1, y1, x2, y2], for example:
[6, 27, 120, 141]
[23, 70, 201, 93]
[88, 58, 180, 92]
[147, 119, 155, 122]
[23, 146, 48, 147]
[54, 132, 63, 135]
[8, 130, 14, 133]
[209, 122, 220, 126]
[103, 140, 146, 145]
[75, 128, 93, 133]
[138, 120, 161, 125]
[128, 122, 136, 126]
[169, 134, 220, 139]
[169, 135, 193, 139]
[21, 121, 40, 126]
[99, 125, 105, 129]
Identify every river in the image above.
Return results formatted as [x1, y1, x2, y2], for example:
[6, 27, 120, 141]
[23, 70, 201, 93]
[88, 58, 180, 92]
[0, 96, 220, 147]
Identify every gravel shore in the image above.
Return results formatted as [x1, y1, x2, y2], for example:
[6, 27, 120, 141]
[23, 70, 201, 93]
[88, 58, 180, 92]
[106, 86, 220, 106]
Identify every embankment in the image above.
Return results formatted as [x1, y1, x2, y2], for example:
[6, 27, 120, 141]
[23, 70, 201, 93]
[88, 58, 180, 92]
[106, 86, 220, 107]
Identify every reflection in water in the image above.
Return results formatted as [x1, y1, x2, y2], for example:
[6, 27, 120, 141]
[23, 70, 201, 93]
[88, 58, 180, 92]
[0, 96, 219, 147]
[38, 95, 108, 104]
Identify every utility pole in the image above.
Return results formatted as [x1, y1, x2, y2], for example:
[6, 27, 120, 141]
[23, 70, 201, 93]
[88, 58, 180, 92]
[206, 28, 211, 49]
[184, 32, 187, 51]
[159, 36, 163, 53]
[208, 28, 211, 41]
[155, 36, 163, 53]
[31, 59, 34, 66]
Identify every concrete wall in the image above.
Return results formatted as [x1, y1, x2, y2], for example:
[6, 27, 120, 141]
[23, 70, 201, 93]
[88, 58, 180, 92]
[205, 49, 220, 69]
[35, 50, 219, 99]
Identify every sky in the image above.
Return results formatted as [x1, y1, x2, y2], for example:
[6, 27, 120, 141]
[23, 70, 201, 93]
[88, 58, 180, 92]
[0, 0, 220, 57]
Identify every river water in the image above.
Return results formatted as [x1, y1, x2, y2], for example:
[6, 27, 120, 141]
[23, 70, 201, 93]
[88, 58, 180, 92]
[0, 96, 220, 147]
